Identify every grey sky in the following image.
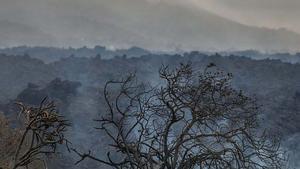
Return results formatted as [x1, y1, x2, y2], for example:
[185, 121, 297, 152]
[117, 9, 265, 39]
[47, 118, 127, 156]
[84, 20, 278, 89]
[2, 0, 299, 32]
[192, 0, 300, 33]
[0, 0, 300, 51]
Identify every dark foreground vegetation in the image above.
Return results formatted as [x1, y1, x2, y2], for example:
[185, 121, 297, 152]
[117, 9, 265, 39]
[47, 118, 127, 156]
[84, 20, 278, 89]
[0, 47, 299, 168]
[1, 64, 286, 169]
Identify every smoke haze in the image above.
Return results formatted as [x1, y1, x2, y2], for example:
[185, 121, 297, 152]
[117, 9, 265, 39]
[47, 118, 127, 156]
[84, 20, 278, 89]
[1, 0, 300, 51]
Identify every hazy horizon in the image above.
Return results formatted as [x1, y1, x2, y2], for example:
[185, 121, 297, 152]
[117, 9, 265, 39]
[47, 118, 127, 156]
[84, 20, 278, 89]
[1, 0, 300, 52]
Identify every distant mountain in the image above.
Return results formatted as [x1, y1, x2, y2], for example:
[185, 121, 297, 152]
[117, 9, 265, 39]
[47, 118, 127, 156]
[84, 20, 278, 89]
[1, 0, 300, 51]
[0, 20, 56, 47]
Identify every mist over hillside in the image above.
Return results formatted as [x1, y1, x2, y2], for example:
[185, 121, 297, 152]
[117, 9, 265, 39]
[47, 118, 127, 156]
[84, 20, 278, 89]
[1, 0, 300, 51]
[0, 49, 300, 168]
[1, 46, 300, 63]
[1, 0, 300, 168]
[0, 46, 150, 62]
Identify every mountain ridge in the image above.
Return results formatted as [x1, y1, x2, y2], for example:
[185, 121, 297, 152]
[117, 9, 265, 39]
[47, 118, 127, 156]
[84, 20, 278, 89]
[0, 0, 300, 51]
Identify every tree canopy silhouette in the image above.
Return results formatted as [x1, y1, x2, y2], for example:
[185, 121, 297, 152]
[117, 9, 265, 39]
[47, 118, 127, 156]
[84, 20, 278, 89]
[74, 63, 285, 169]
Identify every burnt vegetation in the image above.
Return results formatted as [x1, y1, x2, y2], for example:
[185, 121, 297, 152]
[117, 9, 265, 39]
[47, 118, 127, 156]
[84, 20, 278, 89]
[1, 48, 299, 168]
[0, 99, 70, 169]
[73, 64, 285, 169]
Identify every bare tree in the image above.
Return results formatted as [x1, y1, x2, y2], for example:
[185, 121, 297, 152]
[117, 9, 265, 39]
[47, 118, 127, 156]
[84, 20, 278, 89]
[74, 63, 285, 169]
[13, 98, 70, 169]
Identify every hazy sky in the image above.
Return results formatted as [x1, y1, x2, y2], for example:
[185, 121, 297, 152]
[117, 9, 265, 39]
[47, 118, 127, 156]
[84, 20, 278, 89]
[1, 0, 300, 51]
[1, 0, 299, 32]
[191, 0, 300, 33]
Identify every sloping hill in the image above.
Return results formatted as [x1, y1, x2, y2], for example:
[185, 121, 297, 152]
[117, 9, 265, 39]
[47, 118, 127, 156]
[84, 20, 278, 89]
[1, 0, 300, 51]
[0, 20, 56, 47]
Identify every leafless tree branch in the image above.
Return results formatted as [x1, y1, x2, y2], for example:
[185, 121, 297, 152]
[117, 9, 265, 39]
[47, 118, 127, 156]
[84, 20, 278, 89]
[75, 63, 286, 169]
